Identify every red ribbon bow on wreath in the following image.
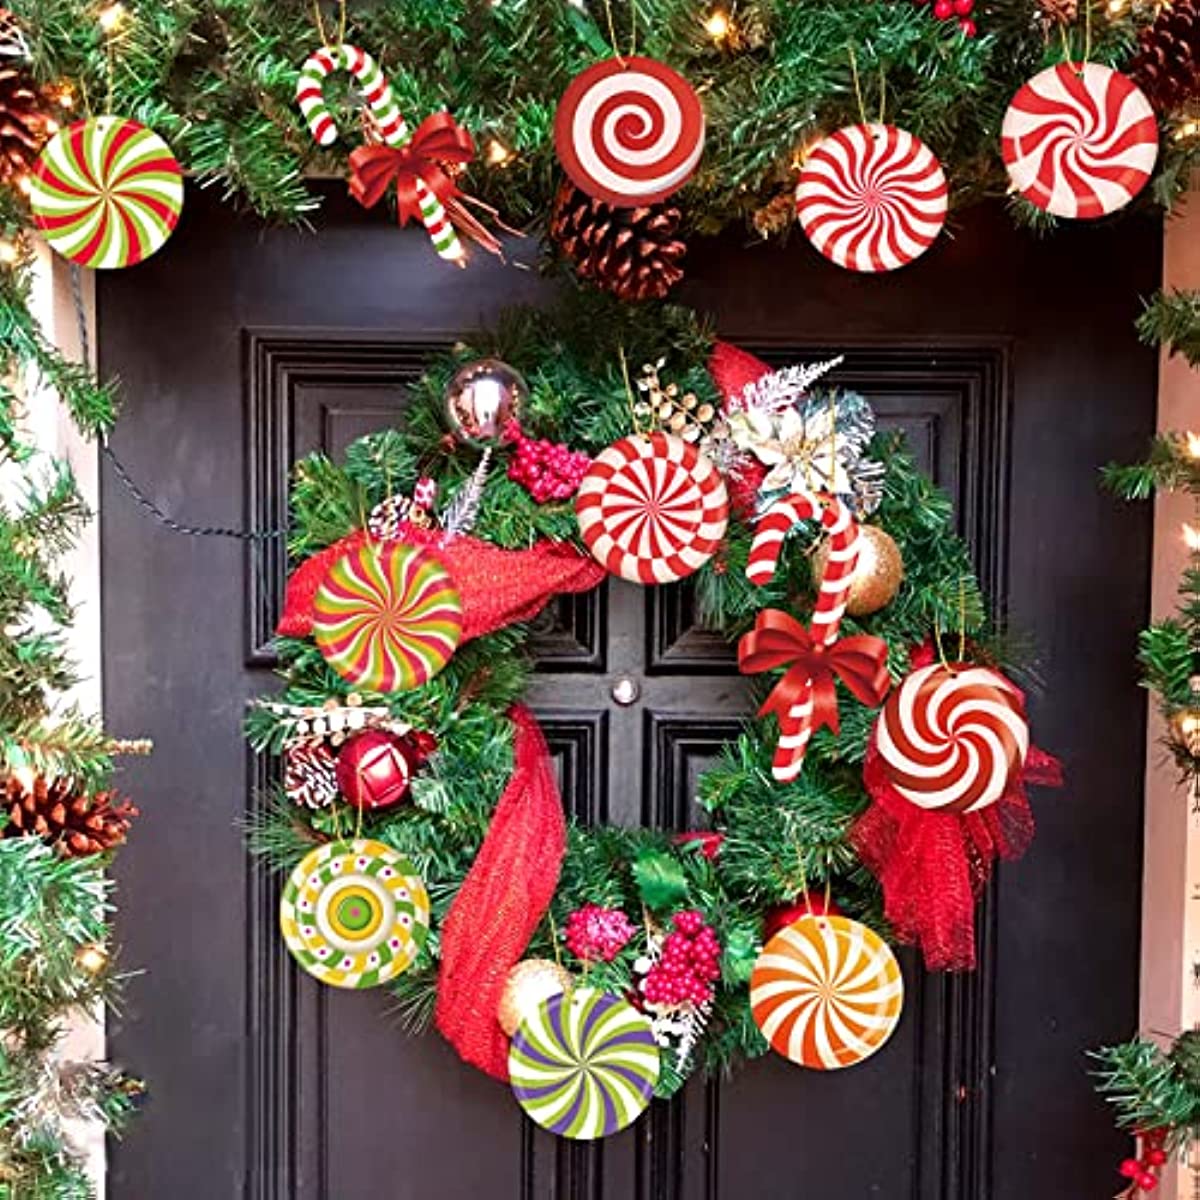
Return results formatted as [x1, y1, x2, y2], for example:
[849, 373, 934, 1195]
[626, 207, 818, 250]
[738, 609, 890, 735]
[348, 111, 475, 224]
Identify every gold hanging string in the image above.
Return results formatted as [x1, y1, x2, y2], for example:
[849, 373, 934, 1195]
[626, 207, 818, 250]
[548, 909, 564, 971]
[957, 574, 968, 662]
[796, 842, 812, 919]
[1083, 0, 1092, 65]
[604, 0, 628, 68]
[312, 0, 347, 49]
[826, 390, 838, 495]
[877, 67, 887, 125]
[848, 46, 869, 127]
[932, 614, 951, 671]
[618, 344, 643, 433]
[822, 850, 833, 917]
[629, 0, 638, 57]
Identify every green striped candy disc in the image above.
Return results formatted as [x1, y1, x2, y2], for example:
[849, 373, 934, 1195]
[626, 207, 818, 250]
[279, 838, 429, 989]
[29, 116, 183, 269]
[509, 987, 660, 1139]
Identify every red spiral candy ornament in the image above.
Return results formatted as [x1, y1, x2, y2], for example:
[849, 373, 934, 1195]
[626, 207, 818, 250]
[795, 123, 947, 273]
[875, 663, 1029, 812]
[1001, 63, 1158, 220]
[745, 492, 861, 779]
[575, 432, 728, 584]
[554, 56, 705, 207]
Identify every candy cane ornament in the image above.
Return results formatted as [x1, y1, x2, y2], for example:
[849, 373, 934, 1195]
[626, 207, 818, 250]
[296, 43, 464, 262]
[743, 492, 863, 781]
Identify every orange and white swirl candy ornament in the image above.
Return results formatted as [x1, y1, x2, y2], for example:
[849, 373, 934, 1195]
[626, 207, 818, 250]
[750, 914, 903, 1070]
[875, 663, 1029, 813]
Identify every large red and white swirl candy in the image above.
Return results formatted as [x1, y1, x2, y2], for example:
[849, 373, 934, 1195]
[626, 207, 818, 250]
[875, 663, 1029, 813]
[795, 124, 947, 273]
[575, 432, 728, 584]
[554, 56, 705, 207]
[1001, 63, 1158, 219]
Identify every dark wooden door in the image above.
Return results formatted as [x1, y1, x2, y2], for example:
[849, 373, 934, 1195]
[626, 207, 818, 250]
[99, 186, 1157, 1200]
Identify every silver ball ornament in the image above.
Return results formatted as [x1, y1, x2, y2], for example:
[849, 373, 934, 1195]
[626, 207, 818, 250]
[444, 358, 527, 443]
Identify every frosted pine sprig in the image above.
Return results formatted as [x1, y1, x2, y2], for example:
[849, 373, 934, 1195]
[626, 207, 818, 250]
[735, 357, 845, 415]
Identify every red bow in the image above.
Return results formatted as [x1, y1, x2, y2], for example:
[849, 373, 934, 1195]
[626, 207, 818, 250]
[738, 609, 890, 734]
[348, 111, 475, 224]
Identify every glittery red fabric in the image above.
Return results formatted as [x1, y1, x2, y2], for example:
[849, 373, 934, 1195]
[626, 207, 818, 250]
[709, 340, 771, 406]
[435, 706, 566, 1080]
[275, 527, 605, 645]
[852, 655, 1063, 971]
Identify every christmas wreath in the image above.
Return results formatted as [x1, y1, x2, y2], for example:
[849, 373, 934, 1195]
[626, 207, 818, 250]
[245, 294, 1061, 1137]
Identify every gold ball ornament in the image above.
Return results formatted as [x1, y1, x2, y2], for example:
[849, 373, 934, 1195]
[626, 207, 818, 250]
[75, 942, 109, 975]
[812, 525, 904, 617]
[444, 357, 527, 444]
[497, 958, 574, 1038]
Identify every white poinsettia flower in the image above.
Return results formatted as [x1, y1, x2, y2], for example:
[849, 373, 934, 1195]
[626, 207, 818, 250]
[727, 409, 782, 459]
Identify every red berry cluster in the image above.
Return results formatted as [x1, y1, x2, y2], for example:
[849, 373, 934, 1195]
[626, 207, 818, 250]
[564, 903, 636, 963]
[642, 910, 721, 1008]
[504, 422, 591, 503]
[915, 0, 976, 37]
[1118, 1128, 1169, 1194]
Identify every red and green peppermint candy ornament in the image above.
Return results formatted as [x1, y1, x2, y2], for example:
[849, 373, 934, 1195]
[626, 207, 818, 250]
[313, 541, 463, 693]
[30, 116, 184, 269]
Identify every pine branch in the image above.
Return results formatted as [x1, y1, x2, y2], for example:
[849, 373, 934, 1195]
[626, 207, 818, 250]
[1138, 290, 1200, 368]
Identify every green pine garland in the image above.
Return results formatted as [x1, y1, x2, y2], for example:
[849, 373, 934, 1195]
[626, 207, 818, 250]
[0, 251, 141, 1196]
[1102, 434, 1200, 786]
[247, 292, 1018, 1094]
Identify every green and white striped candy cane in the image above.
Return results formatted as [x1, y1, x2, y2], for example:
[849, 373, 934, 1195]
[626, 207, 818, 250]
[296, 42, 464, 263]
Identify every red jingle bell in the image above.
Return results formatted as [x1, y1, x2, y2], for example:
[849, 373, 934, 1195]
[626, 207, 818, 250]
[763, 891, 843, 940]
[335, 730, 421, 810]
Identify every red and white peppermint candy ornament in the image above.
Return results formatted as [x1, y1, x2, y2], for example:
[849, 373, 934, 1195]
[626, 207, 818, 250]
[554, 56, 705, 207]
[575, 432, 728, 584]
[796, 123, 947, 273]
[1001, 62, 1159, 219]
[875, 663, 1029, 813]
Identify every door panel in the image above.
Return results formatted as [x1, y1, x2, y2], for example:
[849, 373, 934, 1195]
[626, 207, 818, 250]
[100, 187, 1157, 1199]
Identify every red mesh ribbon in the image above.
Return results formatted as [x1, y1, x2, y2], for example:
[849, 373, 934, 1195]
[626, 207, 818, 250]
[435, 705, 566, 1079]
[851, 654, 1063, 971]
[276, 527, 605, 644]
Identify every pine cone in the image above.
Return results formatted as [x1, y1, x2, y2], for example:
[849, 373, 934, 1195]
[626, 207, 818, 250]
[3, 775, 138, 857]
[752, 192, 795, 239]
[1171, 1029, 1200, 1091]
[549, 182, 687, 303]
[0, 9, 52, 187]
[284, 743, 339, 809]
[1128, 0, 1200, 114]
[1037, 0, 1078, 26]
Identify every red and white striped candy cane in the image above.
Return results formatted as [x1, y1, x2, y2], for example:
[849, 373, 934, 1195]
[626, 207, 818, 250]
[747, 491, 860, 781]
[295, 43, 463, 263]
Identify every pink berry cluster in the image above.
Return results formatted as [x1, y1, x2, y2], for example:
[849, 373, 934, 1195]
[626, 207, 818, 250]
[564, 903, 635, 963]
[915, 0, 976, 37]
[504, 422, 591, 503]
[1118, 1128, 1168, 1195]
[642, 910, 721, 1008]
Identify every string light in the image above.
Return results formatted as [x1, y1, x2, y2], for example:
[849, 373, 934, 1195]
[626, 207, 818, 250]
[0, 239, 19, 266]
[54, 82, 75, 109]
[485, 137, 516, 168]
[1174, 119, 1200, 141]
[1186, 431, 1200, 459]
[1185, 522, 1200, 553]
[703, 9, 732, 40]
[14, 175, 30, 197]
[98, 2, 127, 32]
[75, 943, 110, 976]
